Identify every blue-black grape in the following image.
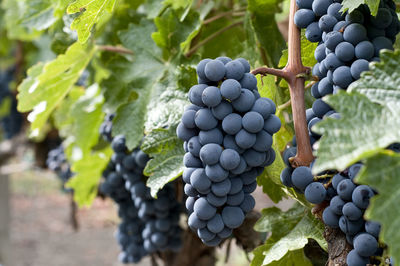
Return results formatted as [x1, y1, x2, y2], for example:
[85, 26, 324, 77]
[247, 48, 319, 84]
[294, 9, 316, 28]
[346, 250, 370, 266]
[350, 59, 369, 79]
[353, 233, 378, 256]
[225, 60, 245, 80]
[305, 182, 327, 203]
[202, 86, 222, 107]
[204, 60, 226, 81]
[343, 23, 367, 45]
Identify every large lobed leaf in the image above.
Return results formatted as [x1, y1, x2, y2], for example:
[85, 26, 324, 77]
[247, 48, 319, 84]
[252, 204, 326, 265]
[357, 151, 400, 264]
[67, 0, 117, 43]
[313, 50, 400, 173]
[17, 42, 95, 137]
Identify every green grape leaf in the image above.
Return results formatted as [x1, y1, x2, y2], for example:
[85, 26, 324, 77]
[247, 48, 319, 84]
[67, 0, 117, 43]
[252, 204, 326, 265]
[163, 0, 192, 11]
[279, 33, 318, 68]
[341, 0, 380, 16]
[313, 50, 400, 173]
[248, 0, 286, 67]
[67, 148, 112, 207]
[144, 145, 185, 197]
[17, 42, 95, 137]
[20, 0, 60, 31]
[357, 151, 400, 264]
[266, 249, 312, 266]
[141, 126, 181, 154]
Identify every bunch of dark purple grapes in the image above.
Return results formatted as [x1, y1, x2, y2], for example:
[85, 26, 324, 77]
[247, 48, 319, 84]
[46, 145, 74, 190]
[99, 116, 183, 263]
[176, 57, 281, 246]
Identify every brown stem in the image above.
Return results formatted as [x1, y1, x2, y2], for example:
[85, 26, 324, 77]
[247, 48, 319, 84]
[251, 67, 288, 79]
[97, 45, 133, 55]
[283, 0, 314, 167]
[185, 21, 244, 57]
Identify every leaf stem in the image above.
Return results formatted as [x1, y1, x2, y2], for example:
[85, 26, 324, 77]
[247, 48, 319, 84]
[277, 99, 291, 111]
[97, 45, 133, 55]
[185, 20, 244, 57]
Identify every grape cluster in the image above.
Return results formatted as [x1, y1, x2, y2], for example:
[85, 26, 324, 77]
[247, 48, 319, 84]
[99, 124, 183, 263]
[0, 69, 23, 139]
[295, 0, 399, 126]
[46, 145, 74, 189]
[176, 57, 281, 246]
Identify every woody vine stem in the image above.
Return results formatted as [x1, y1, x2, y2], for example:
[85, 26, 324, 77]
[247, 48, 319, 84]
[251, 0, 314, 167]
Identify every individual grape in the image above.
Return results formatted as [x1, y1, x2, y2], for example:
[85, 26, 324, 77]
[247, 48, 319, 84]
[343, 23, 367, 45]
[342, 202, 363, 221]
[328, 3, 345, 20]
[207, 193, 227, 207]
[211, 178, 232, 197]
[236, 58, 251, 73]
[372, 36, 393, 56]
[350, 59, 369, 79]
[345, 10, 364, 24]
[253, 130, 272, 152]
[216, 56, 232, 65]
[219, 149, 241, 170]
[232, 89, 256, 112]
[176, 122, 197, 141]
[318, 60, 328, 76]
[334, 42, 355, 62]
[263, 115, 281, 134]
[205, 163, 228, 182]
[324, 31, 343, 50]
[330, 195, 345, 215]
[305, 182, 327, 204]
[191, 169, 211, 193]
[319, 14, 338, 32]
[242, 111, 264, 133]
[296, 0, 313, 9]
[315, 43, 327, 62]
[333, 66, 353, 88]
[202, 86, 222, 107]
[199, 128, 223, 145]
[370, 8, 392, 29]
[306, 22, 323, 42]
[198, 227, 215, 242]
[220, 79, 242, 101]
[240, 194, 255, 213]
[339, 216, 364, 235]
[352, 185, 374, 209]
[188, 212, 207, 229]
[239, 73, 257, 90]
[337, 179, 356, 201]
[189, 84, 207, 106]
[187, 136, 202, 157]
[313, 63, 323, 79]
[333, 20, 349, 31]
[203, 236, 221, 246]
[195, 108, 218, 130]
[332, 173, 346, 190]
[312, 99, 332, 118]
[353, 233, 378, 256]
[251, 98, 275, 119]
[291, 166, 314, 191]
[282, 147, 297, 166]
[204, 60, 226, 81]
[242, 181, 257, 193]
[229, 177, 244, 194]
[183, 153, 202, 168]
[355, 41, 374, 60]
[306, 108, 316, 123]
[324, 53, 344, 70]
[280, 167, 293, 187]
[225, 60, 245, 80]
[322, 206, 340, 228]
[348, 163, 362, 180]
[193, 197, 217, 220]
[311, 82, 321, 98]
[222, 113, 242, 135]
[199, 143, 223, 165]
[243, 149, 266, 167]
[294, 9, 316, 28]
[235, 129, 256, 149]
[231, 157, 247, 174]
[312, 0, 333, 16]
[318, 77, 334, 96]
[207, 214, 225, 234]
[365, 221, 381, 238]
[366, 26, 385, 42]
[227, 189, 245, 205]
[186, 196, 196, 212]
[221, 206, 245, 229]
[185, 183, 198, 197]
[346, 249, 370, 266]
[196, 59, 212, 80]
